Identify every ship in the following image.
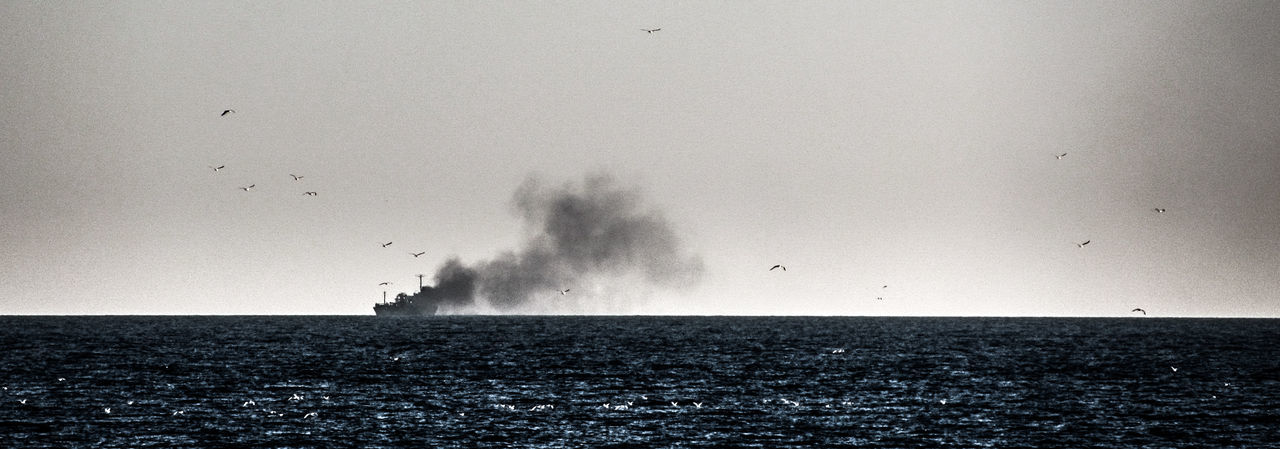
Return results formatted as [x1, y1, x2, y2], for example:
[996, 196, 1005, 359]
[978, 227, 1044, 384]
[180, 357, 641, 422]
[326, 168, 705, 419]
[373, 287, 439, 316]
[373, 273, 471, 316]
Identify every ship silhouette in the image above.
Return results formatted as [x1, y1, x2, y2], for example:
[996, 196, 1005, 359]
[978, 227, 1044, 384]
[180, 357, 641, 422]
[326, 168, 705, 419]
[373, 273, 471, 316]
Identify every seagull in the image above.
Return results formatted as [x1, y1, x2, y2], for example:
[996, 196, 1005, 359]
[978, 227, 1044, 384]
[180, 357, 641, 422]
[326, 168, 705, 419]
[381, 241, 393, 248]
[18, 399, 27, 405]
[1055, 153, 1067, 159]
[221, 109, 235, 116]
[239, 184, 255, 192]
[290, 174, 304, 181]
[770, 264, 786, 271]
[1132, 308, 1146, 315]
[670, 401, 679, 407]
[242, 400, 256, 407]
[642, 28, 661, 33]
[1153, 208, 1167, 213]
[172, 410, 185, 416]
[209, 165, 225, 172]
[693, 402, 703, 408]
[303, 191, 317, 196]
[1076, 240, 1091, 248]
[559, 289, 570, 295]
[104, 407, 111, 414]
[290, 394, 303, 401]
[411, 252, 426, 258]
[379, 282, 392, 286]
[303, 412, 318, 419]
[1170, 366, 1179, 372]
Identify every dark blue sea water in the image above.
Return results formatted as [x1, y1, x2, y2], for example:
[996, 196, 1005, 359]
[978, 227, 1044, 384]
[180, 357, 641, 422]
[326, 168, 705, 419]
[1, 316, 1277, 448]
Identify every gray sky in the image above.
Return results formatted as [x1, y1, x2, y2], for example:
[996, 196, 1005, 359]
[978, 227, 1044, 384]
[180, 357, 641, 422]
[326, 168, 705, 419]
[2, 1, 1278, 316]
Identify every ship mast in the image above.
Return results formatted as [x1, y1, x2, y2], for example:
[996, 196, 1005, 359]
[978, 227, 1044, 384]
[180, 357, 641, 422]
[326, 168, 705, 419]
[417, 274, 425, 290]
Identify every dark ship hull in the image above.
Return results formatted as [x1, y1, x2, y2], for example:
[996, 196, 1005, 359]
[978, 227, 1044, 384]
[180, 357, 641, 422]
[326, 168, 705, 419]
[373, 286, 443, 316]
[373, 299, 436, 316]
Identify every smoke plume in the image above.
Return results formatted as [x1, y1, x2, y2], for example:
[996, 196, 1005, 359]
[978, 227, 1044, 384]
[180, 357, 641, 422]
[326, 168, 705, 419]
[432, 174, 703, 313]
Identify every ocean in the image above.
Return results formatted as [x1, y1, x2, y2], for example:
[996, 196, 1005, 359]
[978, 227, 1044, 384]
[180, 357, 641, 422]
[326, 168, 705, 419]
[0, 316, 1276, 448]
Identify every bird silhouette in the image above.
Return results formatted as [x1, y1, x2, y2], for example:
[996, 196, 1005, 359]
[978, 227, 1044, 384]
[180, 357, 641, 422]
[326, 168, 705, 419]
[239, 184, 255, 192]
[303, 191, 317, 196]
[642, 28, 661, 33]
[770, 264, 786, 271]
[209, 165, 225, 172]
[411, 252, 425, 258]
[381, 242, 392, 248]
[290, 174, 304, 181]
[1132, 308, 1146, 315]
[379, 282, 392, 286]
[559, 289, 570, 295]
[221, 109, 235, 116]
[1055, 153, 1067, 159]
[1076, 240, 1091, 248]
[1153, 208, 1167, 213]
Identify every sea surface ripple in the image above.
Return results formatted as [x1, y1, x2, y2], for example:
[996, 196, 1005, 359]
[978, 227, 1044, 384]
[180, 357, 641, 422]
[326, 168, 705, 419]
[1, 316, 1277, 448]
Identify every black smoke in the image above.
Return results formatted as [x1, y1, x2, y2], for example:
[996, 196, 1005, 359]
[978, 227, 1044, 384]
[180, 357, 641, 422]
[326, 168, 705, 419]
[430, 174, 703, 313]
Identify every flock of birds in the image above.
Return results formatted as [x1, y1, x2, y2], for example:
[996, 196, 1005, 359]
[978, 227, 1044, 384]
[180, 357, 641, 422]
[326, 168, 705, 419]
[766, 151, 1170, 316]
[208, 109, 449, 295]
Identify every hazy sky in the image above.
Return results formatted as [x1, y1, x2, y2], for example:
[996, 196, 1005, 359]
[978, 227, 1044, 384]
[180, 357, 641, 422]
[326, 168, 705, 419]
[2, 1, 1278, 316]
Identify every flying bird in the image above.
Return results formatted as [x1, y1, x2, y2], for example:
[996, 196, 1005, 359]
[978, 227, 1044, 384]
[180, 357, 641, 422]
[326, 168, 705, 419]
[411, 252, 426, 258]
[559, 289, 570, 295]
[239, 184, 255, 192]
[1055, 153, 1067, 159]
[1153, 208, 1167, 213]
[290, 174, 304, 181]
[642, 28, 661, 33]
[1076, 240, 1091, 248]
[381, 242, 392, 248]
[303, 191, 317, 196]
[770, 265, 786, 271]
[221, 109, 235, 116]
[1132, 308, 1146, 315]
[209, 165, 225, 172]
